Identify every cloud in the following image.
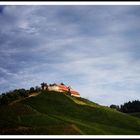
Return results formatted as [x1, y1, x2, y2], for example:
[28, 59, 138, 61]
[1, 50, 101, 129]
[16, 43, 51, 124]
[0, 5, 140, 105]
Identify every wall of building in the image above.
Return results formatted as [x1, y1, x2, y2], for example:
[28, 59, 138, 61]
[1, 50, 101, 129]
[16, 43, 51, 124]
[71, 93, 80, 98]
[48, 86, 60, 92]
[45, 84, 80, 97]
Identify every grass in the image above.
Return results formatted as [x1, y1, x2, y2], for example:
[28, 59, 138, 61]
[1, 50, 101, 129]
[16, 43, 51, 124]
[129, 112, 140, 119]
[0, 90, 140, 135]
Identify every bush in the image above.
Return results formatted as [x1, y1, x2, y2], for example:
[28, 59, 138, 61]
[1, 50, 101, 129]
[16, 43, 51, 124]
[110, 104, 120, 111]
[0, 87, 36, 105]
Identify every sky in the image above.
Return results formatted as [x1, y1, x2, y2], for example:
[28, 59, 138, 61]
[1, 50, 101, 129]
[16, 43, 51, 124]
[0, 5, 140, 106]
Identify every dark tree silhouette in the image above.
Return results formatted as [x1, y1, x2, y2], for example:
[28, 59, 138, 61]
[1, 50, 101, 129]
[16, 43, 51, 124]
[110, 100, 140, 113]
[41, 82, 46, 90]
[0, 94, 9, 104]
[120, 100, 140, 113]
[110, 104, 120, 111]
[67, 86, 71, 96]
[29, 87, 35, 93]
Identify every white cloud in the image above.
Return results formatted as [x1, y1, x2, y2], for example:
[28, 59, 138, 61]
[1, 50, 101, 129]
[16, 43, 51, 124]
[0, 5, 140, 105]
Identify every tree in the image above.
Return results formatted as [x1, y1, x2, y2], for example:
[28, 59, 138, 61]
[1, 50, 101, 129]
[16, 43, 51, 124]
[35, 86, 41, 92]
[29, 87, 35, 93]
[41, 82, 46, 90]
[0, 94, 9, 105]
[110, 104, 120, 111]
[120, 100, 140, 113]
[67, 86, 71, 96]
[19, 88, 28, 97]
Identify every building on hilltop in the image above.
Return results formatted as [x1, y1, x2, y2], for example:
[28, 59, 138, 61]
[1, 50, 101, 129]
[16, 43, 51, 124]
[41, 83, 80, 97]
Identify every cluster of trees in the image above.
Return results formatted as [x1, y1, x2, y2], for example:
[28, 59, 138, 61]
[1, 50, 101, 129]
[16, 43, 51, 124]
[0, 86, 41, 105]
[110, 100, 140, 113]
[41, 82, 48, 90]
[0, 82, 66, 105]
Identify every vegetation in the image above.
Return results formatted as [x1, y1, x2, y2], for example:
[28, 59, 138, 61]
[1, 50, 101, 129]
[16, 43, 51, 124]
[120, 100, 140, 113]
[110, 104, 120, 111]
[129, 112, 140, 119]
[0, 90, 140, 135]
[0, 87, 41, 105]
[110, 100, 140, 113]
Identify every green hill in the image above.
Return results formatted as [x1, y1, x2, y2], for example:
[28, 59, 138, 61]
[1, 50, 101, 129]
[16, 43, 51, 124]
[0, 90, 140, 135]
[129, 112, 140, 119]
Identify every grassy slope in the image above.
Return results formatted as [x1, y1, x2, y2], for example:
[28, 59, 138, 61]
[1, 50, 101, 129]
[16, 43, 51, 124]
[129, 112, 140, 119]
[0, 91, 140, 135]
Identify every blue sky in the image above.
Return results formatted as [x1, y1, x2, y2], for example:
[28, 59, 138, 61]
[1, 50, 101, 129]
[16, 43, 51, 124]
[0, 5, 140, 106]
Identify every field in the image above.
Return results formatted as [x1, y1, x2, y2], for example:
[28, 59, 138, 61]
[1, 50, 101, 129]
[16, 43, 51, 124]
[0, 91, 140, 135]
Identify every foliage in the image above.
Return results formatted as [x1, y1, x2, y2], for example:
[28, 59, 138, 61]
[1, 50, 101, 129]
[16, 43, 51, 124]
[110, 100, 140, 113]
[110, 104, 120, 111]
[120, 100, 140, 113]
[129, 112, 140, 119]
[0, 86, 41, 105]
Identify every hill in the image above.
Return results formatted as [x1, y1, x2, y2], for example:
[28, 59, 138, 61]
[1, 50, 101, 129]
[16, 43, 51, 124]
[129, 112, 140, 119]
[0, 90, 140, 135]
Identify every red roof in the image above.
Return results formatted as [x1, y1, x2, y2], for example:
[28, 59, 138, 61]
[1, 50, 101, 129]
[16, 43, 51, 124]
[57, 84, 69, 92]
[48, 83, 80, 96]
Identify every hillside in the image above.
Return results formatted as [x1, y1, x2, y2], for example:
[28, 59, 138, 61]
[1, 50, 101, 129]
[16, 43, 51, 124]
[0, 90, 140, 135]
[129, 112, 140, 119]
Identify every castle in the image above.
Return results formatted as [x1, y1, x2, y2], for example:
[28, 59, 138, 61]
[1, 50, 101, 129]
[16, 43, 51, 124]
[41, 83, 80, 98]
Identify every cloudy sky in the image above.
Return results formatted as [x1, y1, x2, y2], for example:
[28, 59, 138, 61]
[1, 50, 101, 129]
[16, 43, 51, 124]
[0, 5, 140, 106]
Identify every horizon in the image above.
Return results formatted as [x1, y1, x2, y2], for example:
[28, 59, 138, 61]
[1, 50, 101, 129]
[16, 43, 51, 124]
[0, 5, 140, 106]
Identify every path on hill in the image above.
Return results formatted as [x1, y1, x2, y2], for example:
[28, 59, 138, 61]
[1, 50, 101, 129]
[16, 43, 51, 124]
[9, 92, 40, 106]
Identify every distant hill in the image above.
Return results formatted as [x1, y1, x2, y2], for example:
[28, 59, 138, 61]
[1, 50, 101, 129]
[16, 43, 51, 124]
[0, 90, 140, 135]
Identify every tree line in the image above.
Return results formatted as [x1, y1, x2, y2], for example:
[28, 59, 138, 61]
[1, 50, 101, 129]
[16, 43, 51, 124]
[0, 82, 69, 105]
[110, 100, 140, 113]
[0, 86, 41, 105]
